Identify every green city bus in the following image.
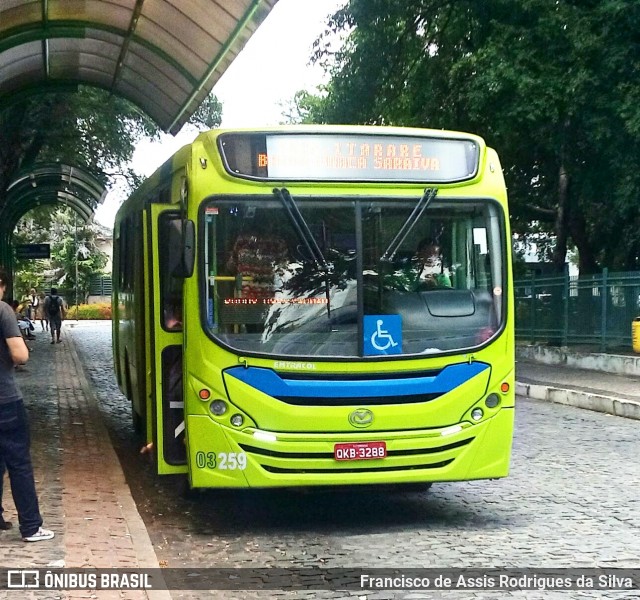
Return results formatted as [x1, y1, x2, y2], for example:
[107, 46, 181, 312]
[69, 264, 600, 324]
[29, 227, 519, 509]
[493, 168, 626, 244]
[112, 125, 514, 489]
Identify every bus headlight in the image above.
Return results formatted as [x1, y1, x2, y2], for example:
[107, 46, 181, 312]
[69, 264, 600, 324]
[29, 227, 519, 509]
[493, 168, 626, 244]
[471, 408, 484, 421]
[230, 414, 244, 427]
[210, 400, 228, 416]
[485, 393, 500, 408]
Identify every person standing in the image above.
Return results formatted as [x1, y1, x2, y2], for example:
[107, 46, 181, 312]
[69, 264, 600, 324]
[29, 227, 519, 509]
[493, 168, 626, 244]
[26, 288, 39, 322]
[44, 287, 65, 344]
[35, 292, 48, 331]
[0, 268, 54, 541]
[0, 458, 12, 530]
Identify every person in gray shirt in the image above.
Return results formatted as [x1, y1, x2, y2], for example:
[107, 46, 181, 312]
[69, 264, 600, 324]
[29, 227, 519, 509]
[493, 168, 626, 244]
[0, 268, 54, 542]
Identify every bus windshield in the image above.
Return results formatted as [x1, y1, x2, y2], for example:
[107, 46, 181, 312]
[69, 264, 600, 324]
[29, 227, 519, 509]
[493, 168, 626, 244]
[202, 195, 505, 358]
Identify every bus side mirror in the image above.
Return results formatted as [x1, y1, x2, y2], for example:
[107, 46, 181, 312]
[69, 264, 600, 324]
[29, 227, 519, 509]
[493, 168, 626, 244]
[180, 219, 195, 278]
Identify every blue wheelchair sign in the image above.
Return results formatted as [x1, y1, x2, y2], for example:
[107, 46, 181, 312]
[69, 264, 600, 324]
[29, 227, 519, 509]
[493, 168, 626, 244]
[364, 315, 402, 355]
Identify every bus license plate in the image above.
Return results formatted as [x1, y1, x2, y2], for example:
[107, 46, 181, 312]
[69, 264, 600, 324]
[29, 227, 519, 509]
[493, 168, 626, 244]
[334, 441, 387, 461]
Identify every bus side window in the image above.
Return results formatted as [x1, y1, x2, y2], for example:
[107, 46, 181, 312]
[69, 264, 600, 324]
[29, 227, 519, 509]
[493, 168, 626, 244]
[159, 213, 183, 331]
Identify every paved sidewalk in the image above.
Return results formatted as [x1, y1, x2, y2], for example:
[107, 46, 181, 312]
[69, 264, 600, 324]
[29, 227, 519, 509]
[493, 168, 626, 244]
[516, 346, 640, 420]
[1, 325, 170, 600]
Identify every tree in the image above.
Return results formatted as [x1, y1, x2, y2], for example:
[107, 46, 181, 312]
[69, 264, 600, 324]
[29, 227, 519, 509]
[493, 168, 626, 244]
[310, 0, 640, 272]
[0, 86, 223, 212]
[280, 90, 329, 125]
[12, 207, 108, 303]
[1, 85, 223, 296]
[0, 87, 158, 199]
[189, 94, 223, 130]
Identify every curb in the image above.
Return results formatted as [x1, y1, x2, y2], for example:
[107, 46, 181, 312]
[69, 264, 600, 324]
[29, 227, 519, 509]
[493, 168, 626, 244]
[515, 380, 640, 420]
[67, 329, 173, 600]
[516, 345, 640, 377]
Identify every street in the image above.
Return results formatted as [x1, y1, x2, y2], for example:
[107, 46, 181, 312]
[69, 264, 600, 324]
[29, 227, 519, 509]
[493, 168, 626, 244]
[69, 322, 640, 599]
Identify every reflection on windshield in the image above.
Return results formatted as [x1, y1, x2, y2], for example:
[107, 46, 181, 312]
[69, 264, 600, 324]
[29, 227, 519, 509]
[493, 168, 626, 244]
[202, 196, 504, 358]
[261, 248, 357, 352]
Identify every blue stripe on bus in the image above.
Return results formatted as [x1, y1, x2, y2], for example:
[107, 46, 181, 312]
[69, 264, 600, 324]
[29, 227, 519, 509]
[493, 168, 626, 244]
[224, 362, 489, 399]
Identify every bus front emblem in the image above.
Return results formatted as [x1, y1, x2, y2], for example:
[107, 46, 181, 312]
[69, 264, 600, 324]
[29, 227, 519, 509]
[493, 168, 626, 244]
[349, 409, 374, 428]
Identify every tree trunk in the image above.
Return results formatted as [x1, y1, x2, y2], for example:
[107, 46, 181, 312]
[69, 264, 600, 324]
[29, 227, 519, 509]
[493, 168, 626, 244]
[551, 163, 570, 273]
[569, 210, 599, 275]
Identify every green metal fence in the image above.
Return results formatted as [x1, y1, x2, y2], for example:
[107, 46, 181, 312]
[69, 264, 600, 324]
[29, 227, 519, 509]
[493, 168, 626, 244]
[89, 275, 112, 296]
[514, 269, 640, 351]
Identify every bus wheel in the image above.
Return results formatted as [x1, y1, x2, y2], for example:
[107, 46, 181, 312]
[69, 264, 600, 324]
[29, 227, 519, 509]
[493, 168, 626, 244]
[131, 400, 143, 435]
[176, 475, 201, 498]
[124, 360, 144, 436]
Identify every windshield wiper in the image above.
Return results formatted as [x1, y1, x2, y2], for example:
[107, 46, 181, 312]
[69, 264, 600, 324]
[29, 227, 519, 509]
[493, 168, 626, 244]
[273, 188, 332, 318]
[380, 187, 438, 262]
[273, 188, 329, 271]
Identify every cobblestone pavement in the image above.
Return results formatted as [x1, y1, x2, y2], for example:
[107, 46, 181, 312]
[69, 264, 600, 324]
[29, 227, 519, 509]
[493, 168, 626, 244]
[68, 322, 640, 600]
[1, 324, 163, 600]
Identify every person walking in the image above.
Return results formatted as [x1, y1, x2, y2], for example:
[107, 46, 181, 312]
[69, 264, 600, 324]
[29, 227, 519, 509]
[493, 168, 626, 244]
[44, 287, 65, 344]
[0, 267, 54, 542]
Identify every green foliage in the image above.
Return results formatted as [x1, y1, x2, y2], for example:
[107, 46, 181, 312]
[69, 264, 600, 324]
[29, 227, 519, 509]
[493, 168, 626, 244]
[308, 0, 640, 272]
[0, 86, 160, 196]
[0, 85, 223, 218]
[189, 94, 223, 130]
[13, 206, 108, 301]
[511, 243, 529, 281]
[280, 90, 328, 124]
[1, 83, 223, 299]
[66, 302, 112, 320]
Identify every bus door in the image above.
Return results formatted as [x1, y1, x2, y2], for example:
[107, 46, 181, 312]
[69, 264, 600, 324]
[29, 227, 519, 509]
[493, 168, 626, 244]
[147, 205, 187, 475]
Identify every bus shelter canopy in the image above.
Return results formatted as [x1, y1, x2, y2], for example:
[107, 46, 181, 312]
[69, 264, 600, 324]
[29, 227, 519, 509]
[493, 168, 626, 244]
[0, 0, 278, 134]
[2, 163, 107, 230]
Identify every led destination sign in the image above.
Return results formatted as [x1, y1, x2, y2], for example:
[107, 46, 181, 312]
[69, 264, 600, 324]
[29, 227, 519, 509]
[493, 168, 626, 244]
[219, 133, 480, 183]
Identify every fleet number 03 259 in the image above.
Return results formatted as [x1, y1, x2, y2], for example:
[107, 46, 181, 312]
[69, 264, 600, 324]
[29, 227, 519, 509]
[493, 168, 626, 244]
[195, 451, 247, 470]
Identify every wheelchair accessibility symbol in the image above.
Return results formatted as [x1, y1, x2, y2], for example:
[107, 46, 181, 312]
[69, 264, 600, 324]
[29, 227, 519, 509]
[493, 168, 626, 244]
[371, 320, 398, 351]
[364, 315, 402, 355]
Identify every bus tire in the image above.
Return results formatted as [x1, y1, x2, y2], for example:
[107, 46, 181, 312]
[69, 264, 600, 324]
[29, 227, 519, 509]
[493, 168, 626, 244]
[131, 400, 143, 435]
[177, 475, 201, 498]
[124, 360, 144, 436]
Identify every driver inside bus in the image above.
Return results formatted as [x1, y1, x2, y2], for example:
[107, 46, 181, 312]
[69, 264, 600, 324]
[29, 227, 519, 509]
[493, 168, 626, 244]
[413, 237, 452, 289]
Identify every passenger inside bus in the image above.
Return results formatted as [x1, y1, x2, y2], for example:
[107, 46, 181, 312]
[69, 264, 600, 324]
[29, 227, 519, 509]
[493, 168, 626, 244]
[223, 226, 290, 333]
[226, 232, 289, 300]
[163, 298, 182, 330]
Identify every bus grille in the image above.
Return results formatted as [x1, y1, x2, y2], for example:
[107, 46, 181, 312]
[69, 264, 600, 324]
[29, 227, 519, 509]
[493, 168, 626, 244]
[238, 437, 472, 475]
[274, 393, 440, 406]
[261, 460, 453, 474]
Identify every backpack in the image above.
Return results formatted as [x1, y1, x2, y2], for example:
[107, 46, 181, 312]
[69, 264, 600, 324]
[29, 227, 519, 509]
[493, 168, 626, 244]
[47, 295, 61, 318]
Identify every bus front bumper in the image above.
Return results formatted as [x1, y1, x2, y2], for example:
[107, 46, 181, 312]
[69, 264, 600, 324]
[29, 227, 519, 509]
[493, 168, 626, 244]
[186, 407, 514, 489]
